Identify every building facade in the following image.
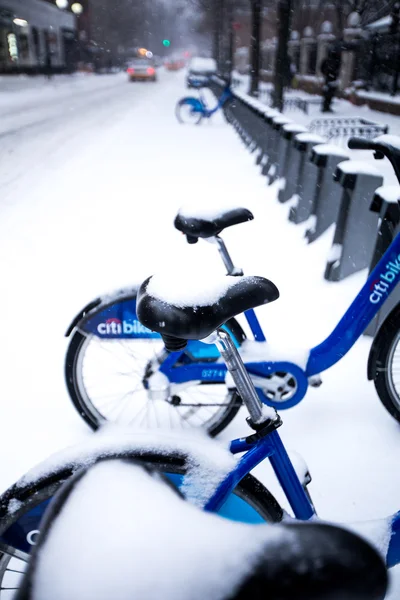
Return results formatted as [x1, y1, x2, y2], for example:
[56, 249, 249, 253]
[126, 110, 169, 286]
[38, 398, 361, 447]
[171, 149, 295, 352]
[233, 3, 400, 104]
[0, 0, 76, 73]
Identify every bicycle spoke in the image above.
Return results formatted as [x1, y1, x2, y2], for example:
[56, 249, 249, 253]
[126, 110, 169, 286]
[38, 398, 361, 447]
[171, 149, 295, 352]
[76, 335, 235, 432]
[5, 568, 25, 575]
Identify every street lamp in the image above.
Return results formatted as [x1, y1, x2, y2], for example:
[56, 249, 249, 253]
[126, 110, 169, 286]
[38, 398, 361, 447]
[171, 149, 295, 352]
[71, 3, 83, 15]
[55, 0, 69, 8]
[70, 3, 84, 68]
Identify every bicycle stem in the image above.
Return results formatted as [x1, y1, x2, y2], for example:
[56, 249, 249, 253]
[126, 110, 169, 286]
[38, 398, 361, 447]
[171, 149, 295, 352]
[215, 329, 267, 426]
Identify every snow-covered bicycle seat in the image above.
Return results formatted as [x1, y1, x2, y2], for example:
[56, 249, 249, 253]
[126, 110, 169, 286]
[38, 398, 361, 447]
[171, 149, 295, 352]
[174, 205, 253, 242]
[16, 459, 387, 600]
[136, 272, 279, 350]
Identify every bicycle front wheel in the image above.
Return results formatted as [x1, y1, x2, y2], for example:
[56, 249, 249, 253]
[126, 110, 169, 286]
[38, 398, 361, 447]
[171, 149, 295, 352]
[175, 101, 203, 125]
[65, 323, 243, 436]
[0, 452, 282, 596]
[372, 306, 400, 422]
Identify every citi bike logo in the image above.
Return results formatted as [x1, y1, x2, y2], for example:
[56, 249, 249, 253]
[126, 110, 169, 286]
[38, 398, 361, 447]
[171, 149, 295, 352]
[97, 317, 152, 335]
[369, 256, 400, 304]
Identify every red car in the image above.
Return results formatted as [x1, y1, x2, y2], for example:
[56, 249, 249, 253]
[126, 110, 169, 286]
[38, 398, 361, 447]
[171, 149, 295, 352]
[165, 59, 185, 71]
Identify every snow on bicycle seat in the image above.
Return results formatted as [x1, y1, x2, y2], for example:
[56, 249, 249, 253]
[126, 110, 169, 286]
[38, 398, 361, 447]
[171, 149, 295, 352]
[136, 272, 279, 349]
[174, 205, 253, 241]
[17, 459, 387, 600]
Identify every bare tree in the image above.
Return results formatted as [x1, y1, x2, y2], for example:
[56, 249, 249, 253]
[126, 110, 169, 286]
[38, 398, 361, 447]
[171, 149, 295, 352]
[188, 0, 221, 62]
[248, 0, 262, 95]
[272, 0, 292, 110]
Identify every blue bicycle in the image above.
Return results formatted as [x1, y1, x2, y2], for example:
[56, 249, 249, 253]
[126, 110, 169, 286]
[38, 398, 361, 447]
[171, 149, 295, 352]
[175, 81, 232, 125]
[0, 415, 390, 598]
[64, 135, 400, 434]
[14, 459, 388, 600]
[4, 251, 398, 595]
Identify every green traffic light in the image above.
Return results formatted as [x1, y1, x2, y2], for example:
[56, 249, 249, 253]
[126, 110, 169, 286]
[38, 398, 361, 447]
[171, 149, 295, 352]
[163, 39, 171, 47]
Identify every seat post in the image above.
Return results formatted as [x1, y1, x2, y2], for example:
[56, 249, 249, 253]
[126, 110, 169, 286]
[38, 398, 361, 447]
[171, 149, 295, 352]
[215, 329, 274, 427]
[209, 236, 243, 276]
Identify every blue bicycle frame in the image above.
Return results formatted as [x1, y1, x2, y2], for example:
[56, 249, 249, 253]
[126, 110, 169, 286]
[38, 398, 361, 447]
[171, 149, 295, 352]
[202, 86, 233, 118]
[178, 85, 233, 120]
[206, 425, 400, 568]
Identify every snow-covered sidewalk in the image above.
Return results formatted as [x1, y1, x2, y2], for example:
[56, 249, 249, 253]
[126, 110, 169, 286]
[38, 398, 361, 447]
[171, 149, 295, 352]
[0, 69, 399, 595]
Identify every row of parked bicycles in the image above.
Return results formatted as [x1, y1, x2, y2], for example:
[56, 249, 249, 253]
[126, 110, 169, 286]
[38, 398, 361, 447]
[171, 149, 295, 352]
[0, 122, 400, 596]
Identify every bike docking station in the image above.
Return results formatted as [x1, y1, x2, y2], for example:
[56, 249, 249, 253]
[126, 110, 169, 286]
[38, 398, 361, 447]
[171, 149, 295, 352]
[287, 133, 326, 219]
[365, 185, 400, 336]
[265, 116, 293, 183]
[209, 76, 395, 298]
[276, 123, 308, 194]
[304, 144, 350, 243]
[260, 110, 284, 175]
[256, 108, 280, 169]
[324, 161, 383, 282]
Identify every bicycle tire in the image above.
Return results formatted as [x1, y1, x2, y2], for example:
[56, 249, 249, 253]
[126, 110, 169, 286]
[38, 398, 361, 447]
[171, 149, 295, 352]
[0, 452, 283, 596]
[372, 305, 400, 422]
[175, 100, 203, 125]
[65, 317, 245, 436]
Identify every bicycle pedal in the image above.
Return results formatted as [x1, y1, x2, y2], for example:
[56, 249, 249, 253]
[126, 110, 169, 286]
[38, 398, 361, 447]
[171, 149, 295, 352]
[308, 375, 322, 388]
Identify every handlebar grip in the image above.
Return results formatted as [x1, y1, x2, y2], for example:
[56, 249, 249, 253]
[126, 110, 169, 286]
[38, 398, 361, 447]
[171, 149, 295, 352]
[348, 137, 376, 150]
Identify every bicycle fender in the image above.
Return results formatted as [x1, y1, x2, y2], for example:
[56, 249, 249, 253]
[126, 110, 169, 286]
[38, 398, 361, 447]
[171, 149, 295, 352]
[178, 97, 204, 111]
[65, 297, 102, 337]
[72, 288, 161, 340]
[65, 287, 140, 337]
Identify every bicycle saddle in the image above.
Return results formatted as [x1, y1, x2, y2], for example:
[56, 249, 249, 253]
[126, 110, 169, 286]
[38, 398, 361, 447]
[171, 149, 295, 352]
[348, 135, 400, 185]
[174, 206, 253, 242]
[16, 459, 387, 600]
[137, 273, 279, 350]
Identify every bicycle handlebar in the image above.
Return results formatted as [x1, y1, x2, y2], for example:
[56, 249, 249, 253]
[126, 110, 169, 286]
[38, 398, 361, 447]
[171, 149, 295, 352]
[348, 135, 400, 185]
[348, 137, 377, 151]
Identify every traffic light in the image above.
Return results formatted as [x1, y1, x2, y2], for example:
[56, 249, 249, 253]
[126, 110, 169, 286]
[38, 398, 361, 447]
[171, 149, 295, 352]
[162, 40, 171, 47]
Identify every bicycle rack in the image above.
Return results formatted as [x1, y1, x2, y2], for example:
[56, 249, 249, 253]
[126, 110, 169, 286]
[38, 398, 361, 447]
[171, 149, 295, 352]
[324, 162, 383, 282]
[287, 133, 326, 220]
[276, 124, 308, 201]
[309, 117, 389, 144]
[305, 145, 350, 244]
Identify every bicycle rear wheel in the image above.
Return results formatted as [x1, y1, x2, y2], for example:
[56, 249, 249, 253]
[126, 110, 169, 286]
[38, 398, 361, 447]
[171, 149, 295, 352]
[65, 319, 244, 436]
[0, 452, 282, 596]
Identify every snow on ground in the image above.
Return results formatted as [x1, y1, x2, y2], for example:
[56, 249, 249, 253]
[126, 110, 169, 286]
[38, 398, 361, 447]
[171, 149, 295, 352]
[0, 68, 400, 595]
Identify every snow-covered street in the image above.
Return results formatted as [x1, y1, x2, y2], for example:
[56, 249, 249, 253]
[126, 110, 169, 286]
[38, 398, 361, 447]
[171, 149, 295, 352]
[1, 69, 400, 595]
